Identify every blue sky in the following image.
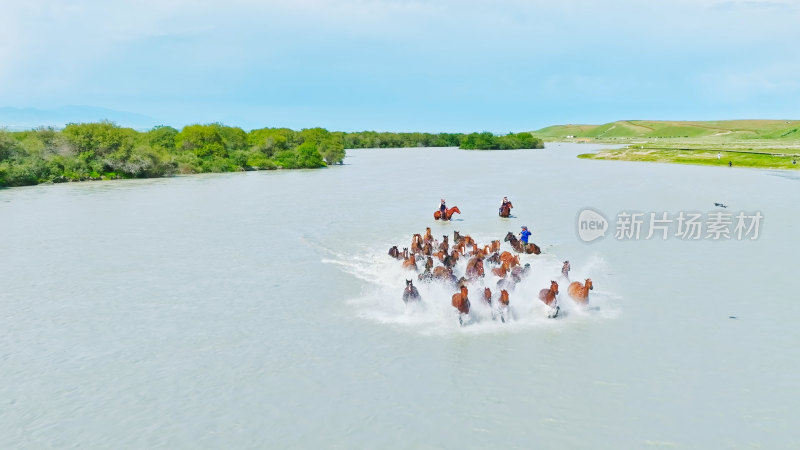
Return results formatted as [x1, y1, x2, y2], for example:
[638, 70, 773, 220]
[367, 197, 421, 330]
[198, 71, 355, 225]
[1, 0, 798, 132]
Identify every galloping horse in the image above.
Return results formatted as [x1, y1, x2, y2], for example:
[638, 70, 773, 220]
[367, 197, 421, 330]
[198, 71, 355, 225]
[451, 286, 470, 325]
[568, 278, 593, 305]
[538, 280, 559, 307]
[423, 227, 434, 245]
[403, 279, 421, 303]
[483, 287, 493, 305]
[499, 201, 513, 218]
[491, 261, 510, 278]
[425, 256, 434, 271]
[497, 289, 510, 322]
[402, 252, 417, 271]
[538, 280, 560, 318]
[434, 206, 461, 221]
[465, 256, 485, 279]
[453, 230, 464, 245]
[438, 235, 449, 253]
[410, 234, 424, 254]
[388, 245, 400, 259]
[498, 251, 515, 265]
[490, 240, 501, 253]
[504, 232, 541, 255]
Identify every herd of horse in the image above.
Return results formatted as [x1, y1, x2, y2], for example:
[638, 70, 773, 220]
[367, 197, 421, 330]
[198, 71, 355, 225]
[390, 226, 594, 325]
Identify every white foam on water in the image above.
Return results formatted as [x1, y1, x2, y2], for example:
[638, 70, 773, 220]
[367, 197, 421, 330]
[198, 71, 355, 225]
[319, 232, 621, 335]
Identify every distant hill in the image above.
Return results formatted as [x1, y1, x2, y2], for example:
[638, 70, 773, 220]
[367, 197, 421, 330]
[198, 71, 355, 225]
[0, 106, 162, 131]
[532, 120, 800, 141]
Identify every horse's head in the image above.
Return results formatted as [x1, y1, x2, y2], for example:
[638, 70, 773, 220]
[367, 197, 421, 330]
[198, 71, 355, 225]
[442, 235, 448, 242]
[586, 278, 593, 290]
[551, 280, 559, 295]
[406, 279, 413, 288]
[504, 232, 514, 242]
[500, 289, 509, 302]
[460, 285, 469, 296]
[484, 287, 492, 299]
[454, 230, 461, 240]
[452, 206, 461, 214]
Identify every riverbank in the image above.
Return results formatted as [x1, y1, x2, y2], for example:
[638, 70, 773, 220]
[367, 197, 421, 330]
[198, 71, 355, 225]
[578, 147, 800, 170]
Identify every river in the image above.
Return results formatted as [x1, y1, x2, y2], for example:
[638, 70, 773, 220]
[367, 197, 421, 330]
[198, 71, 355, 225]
[1, 144, 798, 448]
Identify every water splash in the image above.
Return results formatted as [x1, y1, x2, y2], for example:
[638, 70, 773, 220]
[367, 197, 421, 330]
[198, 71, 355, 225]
[318, 233, 621, 334]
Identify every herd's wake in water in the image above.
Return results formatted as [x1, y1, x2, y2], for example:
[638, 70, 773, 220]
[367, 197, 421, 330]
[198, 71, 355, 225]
[319, 230, 621, 334]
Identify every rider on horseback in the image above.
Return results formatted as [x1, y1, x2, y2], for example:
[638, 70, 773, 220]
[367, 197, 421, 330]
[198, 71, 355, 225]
[519, 226, 531, 251]
[439, 199, 447, 217]
[499, 197, 510, 214]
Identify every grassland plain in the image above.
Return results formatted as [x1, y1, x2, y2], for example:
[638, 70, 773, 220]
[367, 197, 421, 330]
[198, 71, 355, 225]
[533, 120, 800, 169]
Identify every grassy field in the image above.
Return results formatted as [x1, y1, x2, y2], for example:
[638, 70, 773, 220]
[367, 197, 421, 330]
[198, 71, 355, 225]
[533, 120, 800, 169]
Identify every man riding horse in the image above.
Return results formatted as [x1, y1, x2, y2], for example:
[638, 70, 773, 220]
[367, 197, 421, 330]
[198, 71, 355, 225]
[499, 197, 511, 216]
[519, 226, 531, 251]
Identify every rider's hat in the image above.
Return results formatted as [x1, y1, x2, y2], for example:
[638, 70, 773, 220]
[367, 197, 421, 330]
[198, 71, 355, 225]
[521, 225, 527, 229]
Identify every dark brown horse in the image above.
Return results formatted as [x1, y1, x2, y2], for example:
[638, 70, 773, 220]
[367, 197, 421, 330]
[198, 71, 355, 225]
[568, 278, 593, 305]
[425, 256, 434, 271]
[388, 245, 400, 259]
[452, 286, 470, 325]
[499, 201, 513, 218]
[438, 235, 449, 253]
[403, 279, 421, 303]
[504, 232, 541, 255]
[434, 206, 461, 221]
[453, 230, 464, 245]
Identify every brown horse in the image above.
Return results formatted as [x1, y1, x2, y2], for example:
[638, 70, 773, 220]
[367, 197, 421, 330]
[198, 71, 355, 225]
[425, 256, 434, 271]
[453, 230, 464, 245]
[452, 286, 470, 325]
[504, 232, 541, 255]
[499, 201, 513, 218]
[410, 234, 423, 254]
[483, 287, 492, 305]
[491, 261, 510, 278]
[403, 279, 421, 303]
[465, 256, 484, 279]
[490, 240, 501, 253]
[423, 227, 433, 245]
[402, 252, 417, 271]
[568, 278, 593, 304]
[432, 266, 454, 281]
[422, 242, 433, 256]
[438, 235, 449, 253]
[388, 245, 400, 259]
[538, 280, 559, 307]
[498, 251, 515, 265]
[434, 206, 461, 221]
[497, 289, 510, 322]
[498, 289, 509, 306]
[538, 280, 560, 318]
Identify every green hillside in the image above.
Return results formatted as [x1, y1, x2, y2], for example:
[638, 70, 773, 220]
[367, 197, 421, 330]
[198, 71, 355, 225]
[533, 120, 800, 142]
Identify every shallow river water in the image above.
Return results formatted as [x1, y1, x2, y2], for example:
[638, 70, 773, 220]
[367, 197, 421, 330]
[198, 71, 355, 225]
[1, 144, 799, 448]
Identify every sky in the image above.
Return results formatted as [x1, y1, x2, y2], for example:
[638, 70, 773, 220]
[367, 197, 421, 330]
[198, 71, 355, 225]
[0, 0, 799, 132]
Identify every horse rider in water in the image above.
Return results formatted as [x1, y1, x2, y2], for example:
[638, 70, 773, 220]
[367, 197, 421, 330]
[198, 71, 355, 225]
[439, 198, 447, 217]
[519, 225, 531, 251]
[499, 196, 511, 215]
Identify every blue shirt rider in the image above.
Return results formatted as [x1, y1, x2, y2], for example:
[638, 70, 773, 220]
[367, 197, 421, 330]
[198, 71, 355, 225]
[520, 226, 531, 249]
